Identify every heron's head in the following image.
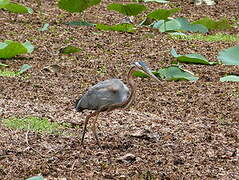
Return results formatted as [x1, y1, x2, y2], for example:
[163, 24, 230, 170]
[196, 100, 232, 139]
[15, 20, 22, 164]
[133, 61, 161, 83]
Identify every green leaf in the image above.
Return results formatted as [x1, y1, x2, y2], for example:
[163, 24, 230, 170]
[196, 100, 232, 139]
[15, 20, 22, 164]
[65, 21, 95, 26]
[152, 20, 164, 28]
[144, 0, 169, 3]
[59, 45, 81, 54]
[217, 46, 239, 65]
[18, 64, 32, 74]
[0, 40, 27, 59]
[158, 17, 208, 33]
[147, 8, 180, 20]
[158, 66, 198, 81]
[170, 48, 217, 65]
[25, 176, 44, 180]
[4, 2, 33, 14]
[58, 0, 101, 13]
[96, 24, 135, 32]
[132, 71, 159, 78]
[107, 3, 147, 16]
[0, 0, 9, 8]
[220, 75, 239, 82]
[23, 41, 34, 53]
[38, 23, 49, 31]
[193, 17, 232, 30]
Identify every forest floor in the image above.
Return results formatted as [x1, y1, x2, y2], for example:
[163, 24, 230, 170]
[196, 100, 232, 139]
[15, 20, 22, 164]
[0, 0, 239, 179]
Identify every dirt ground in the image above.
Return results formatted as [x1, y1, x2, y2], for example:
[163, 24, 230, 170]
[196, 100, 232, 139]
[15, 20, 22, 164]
[0, 0, 239, 179]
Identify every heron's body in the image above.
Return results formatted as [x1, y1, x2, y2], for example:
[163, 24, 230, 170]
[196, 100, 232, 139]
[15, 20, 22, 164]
[76, 79, 129, 112]
[76, 61, 160, 148]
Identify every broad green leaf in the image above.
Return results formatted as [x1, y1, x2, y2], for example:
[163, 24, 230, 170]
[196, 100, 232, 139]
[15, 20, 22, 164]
[0, 40, 27, 59]
[193, 17, 231, 30]
[144, 0, 169, 3]
[65, 21, 95, 26]
[96, 24, 135, 32]
[107, 3, 146, 16]
[170, 48, 217, 65]
[152, 20, 164, 28]
[0, 63, 8, 67]
[132, 71, 159, 78]
[23, 41, 34, 53]
[59, 45, 81, 54]
[159, 17, 208, 33]
[38, 23, 49, 31]
[158, 66, 198, 81]
[217, 46, 239, 65]
[220, 75, 239, 82]
[4, 2, 33, 14]
[147, 8, 180, 20]
[0, 0, 9, 8]
[26, 176, 44, 180]
[58, 0, 101, 13]
[18, 64, 32, 74]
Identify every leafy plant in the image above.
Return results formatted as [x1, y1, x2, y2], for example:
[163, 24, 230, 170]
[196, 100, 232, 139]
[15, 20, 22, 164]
[18, 64, 32, 74]
[58, 0, 101, 13]
[170, 48, 217, 65]
[133, 71, 159, 78]
[96, 23, 135, 32]
[0, 0, 33, 14]
[157, 18, 208, 33]
[133, 66, 198, 81]
[107, 3, 147, 16]
[0, 40, 34, 59]
[0, 0, 9, 8]
[147, 8, 180, 20]
[0, 64, 31, 77]
[193, 17, 232, 30]
[217, 46, 239, 65]
[220, 75, 239, 82]
[158, 66, 198, 81]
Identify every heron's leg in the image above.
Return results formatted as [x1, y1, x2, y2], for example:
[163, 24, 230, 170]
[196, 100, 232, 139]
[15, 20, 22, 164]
[92, 112, 101, 148]
[81, 111, 99, 146]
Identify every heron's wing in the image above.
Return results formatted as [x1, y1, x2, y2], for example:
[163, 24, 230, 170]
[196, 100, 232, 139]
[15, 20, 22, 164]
[76, 79, 129, 111]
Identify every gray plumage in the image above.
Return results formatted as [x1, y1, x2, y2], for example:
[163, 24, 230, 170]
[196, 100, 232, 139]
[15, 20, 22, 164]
[76, 79, 129, 112]
[77, 61, 161, 148]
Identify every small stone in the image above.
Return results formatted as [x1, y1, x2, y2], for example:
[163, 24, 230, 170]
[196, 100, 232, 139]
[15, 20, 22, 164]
[130, 129, 152, 140]
[43, 64, 61, 73]
[116, 153, 136, 163]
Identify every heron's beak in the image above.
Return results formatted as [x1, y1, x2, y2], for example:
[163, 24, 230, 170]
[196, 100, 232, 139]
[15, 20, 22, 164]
[142, 66, 161, 83]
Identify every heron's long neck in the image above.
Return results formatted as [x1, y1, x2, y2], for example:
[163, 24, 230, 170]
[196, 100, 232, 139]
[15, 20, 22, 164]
[105, 67, 136, 111]
[124, 66, 136, 108]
